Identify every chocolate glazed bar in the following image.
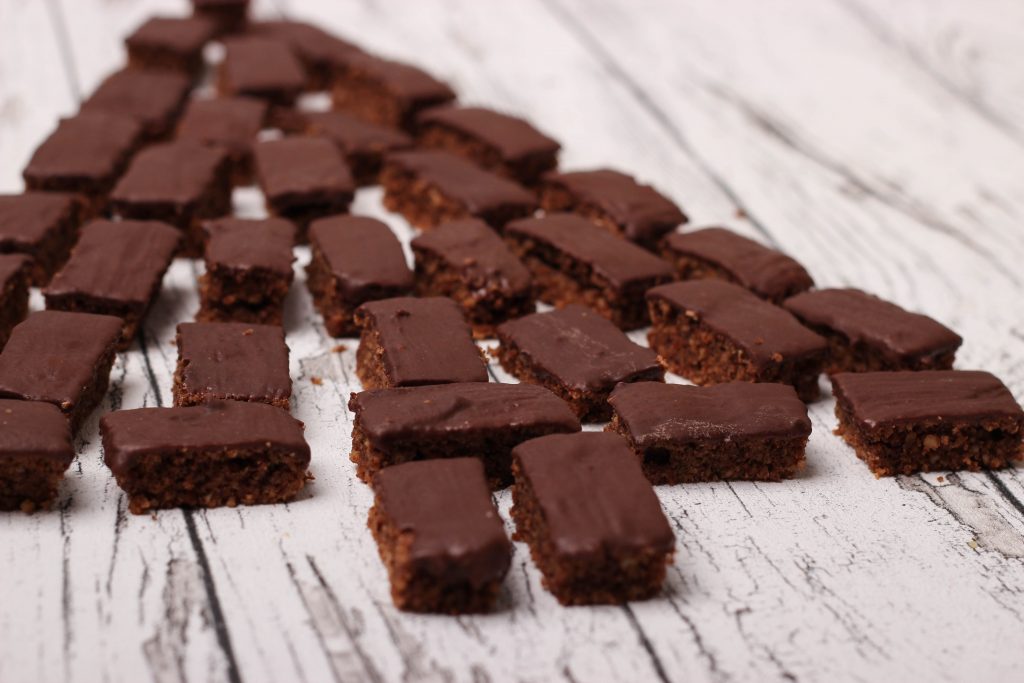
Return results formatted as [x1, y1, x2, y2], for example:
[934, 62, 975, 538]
[0, 255, 30, 349]
[368, 458, 512, 614]
[510, 432, 675, 605]
[80, 68, 192, 141]
[176, 97, 269, 186]
[124, 16, 217, 76]
[218, 36, 306, 107]
[304, 111, 413, 186]
[0, 193, 82, 286]
[0, 400, 74, 512]
[250, 20, 365, 90]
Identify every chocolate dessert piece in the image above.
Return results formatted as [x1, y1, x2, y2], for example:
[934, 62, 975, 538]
[173, 322, 291, 409]
[199, 217, 295, 324]
[349, 382, 581, 488]
[110, 141, 232, 255]
[0, 400, 74, 512]
[176, 97, 268, 185]
[647, 280, 827, 401]
[0, 193, 82, 286]
[44, 220, 180, 348]
[416, 106, 560, 185]
[0, 255, 30, 349]
[254, 137, 354, 236]
[411, 218, 533, 337]
[333, 54, 456, 131]
[0, 310, 122, 434]
[125, 16, 217, 76]
[661, 228, 814, 303]
[368, 458, 512, 613]
[495, 305, 663, 422]
[505, 213, 674, 330]
[80, 68, 191, 140]
[608, 382, 811, 484]
[250, 20, 364, 90]
[354, 297, 488, 390]
[101, 400, 311, 514]
[510, 432, 675, 605]
[305, 111, 413, 186]
[191, 0, 249, 35]
[381, 150, 537, 230]
[539, 169, 687, 249]
[22, 113, 143, 215]
[832, 370, 1024, 477]
[783, 288, 962, 373]
[306, 216, 413, 336]
[219, 36, 305, 107]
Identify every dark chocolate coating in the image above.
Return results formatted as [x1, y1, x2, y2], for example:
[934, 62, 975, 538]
[309, 216, 412, 300]
[411, 219, 532, 296]
[417, 106, 560, 162]
[80, 69, 191, 136]
[176, 97, 268, 156]
[250, 20, 363, 72]
[305, 111, 413, 156]
[0, 254, 29, 286]
[204, 217, 296, 275]
[254, 138, 355, 206]
[346, 54, 455, 104]
[512, 432, 674, 556]
[111, 141, 229, 207]
[176, 322, 291, 404]
[125, 16, 217, 54]
[23, 113, 143, 192]
[373, 458, 511, 585]
[0, 399, 74, 464]
[0, 193, 78, 248]
[220, 37, 306, 99]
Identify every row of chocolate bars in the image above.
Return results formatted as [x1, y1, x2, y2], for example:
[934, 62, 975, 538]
[1, 0, 1022, 612]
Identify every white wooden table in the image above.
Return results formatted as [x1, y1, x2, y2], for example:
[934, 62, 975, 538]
[2, 1, 1024, 681]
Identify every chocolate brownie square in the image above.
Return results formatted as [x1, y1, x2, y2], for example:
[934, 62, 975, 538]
[219, 36, 305, 107]
[411, 218, 533, 337]
[0, 193, 82, 286]
[305, 216, 413, 336]
[0, 255, 30, 349]
[416, 106, 560, 185]
[661, 227, 814, 303]
[510, 432, 675, 605]
[504, 213, 674, 330]
[332, 54, 455, 131]
[784, 288, 962, 373]
[176, 97, 269, 186]
[250, 20, 364, 90]
[0, 310, 122, 434]
[101, 400, 311, 514]
[382, 150, 538, 230]
[832, 370, 1024, 476]
[173, 322, 291, 409]
[125, 16, 217, 76]
[80, 68, 192, 140]
[44, 220, 180, 348]
[540, 169, 687, 249]
[348, 382, 581, 488]
[368, 458, 512, 613]
[191, 0, 248, 35]
[607, 381, 811, 484]
[305, 111, 413, 186]
[0, 400, 74, 512]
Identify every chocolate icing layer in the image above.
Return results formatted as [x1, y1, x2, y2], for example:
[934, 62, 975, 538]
[255, 138, 355, 206]
[220, 37, 306, 99]
[346, 54, 455, 103]
[250, 20, 363, 72]
[176, 322, 291, 405]
[417, 106, 560, 162]
[23, 113, 143, 191]
[125, 16, 216, 54]
[177, 97, 268, 156]
[204, 217, 296, 275]
[80, 69, 191, 136]
[411, 219, 531, 295]
[0, 193, 79, 247]
[0, 399, 74, 463]
[0, 254, 29, 286]
[111, 141, 229, 206]
[305, 111, 413, 155]
[309, 216, 412, 299]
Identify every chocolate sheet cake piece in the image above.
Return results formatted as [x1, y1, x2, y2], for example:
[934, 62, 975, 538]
[381, 150, 537, 230]
[333, 53, 456, 130]
[539, 169, 687, 249]
[411, 218, 534, 337]
[306, 216, 413, 336]
[219, 36, 306, 106]
[354, 297, 488, 390]
[0, 193, 82, 286]
[0, 255, 30, 349]
[784, 288, 962, 373]
[662, 227, 814, 303]
[44, 220, 180, 348]
[510, 432, 675, 605]
[0, 310, 122, 434]
[349, 382, 581, 488]
[368, 458, 512, 613]
[647, 280, 827, 401]
[832, 370, 1024, 477]
[495, 305, 663, 422]
[416, 106, 560, 185]
[125, 16, 217, 75]
[176, 97, 268, 185]
[505, 213, 674, 330]
[191, 0, 249, 35]
[101, 400, 311, 514]
[80, 68, 192, 140]
[608, 381, 811, 484]
[251, 20, 364, 90]
[305, 111, 413, 186]
[0, 399, 74, 512]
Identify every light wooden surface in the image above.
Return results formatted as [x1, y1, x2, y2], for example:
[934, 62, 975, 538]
[2, 1, 1024, 681]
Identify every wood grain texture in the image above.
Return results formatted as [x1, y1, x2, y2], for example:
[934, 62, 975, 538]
[2, 1, 1023, 682]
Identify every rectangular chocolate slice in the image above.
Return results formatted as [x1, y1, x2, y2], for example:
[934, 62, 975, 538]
[191, 0, 248, 35]
[354, 296, 488, 389]
[832, 370, 1024, 476]
[176, 96, 268, 185]
[368, 458, 512, 614]
[80, 68, 192, 140]
[539, 169, 687, 249]
[305, 111, 413, 186]
[0, 310, 122, 434]
[411, 218, 534, 337]
[510, 432, 675, 605]
[647, 280, 827, 401]
[44, 220, 180, 348]
[125, 16, 217, 75]
[250, 20, 364, 90]
[0, 255, 30, 349]
[306, 216, 413, 336]
[173, 322, 291, 409]
[332, 54, 455, 131]
[0, 193, 82, 286]
[661, 227, 814, 303]
[416, 106, 560, 185]
[382, 150, 537, 230]
[0, 399, 74, 512]
[505, 213, 674, 330]
[219, 37, 305, 107]
[349, 382, 581, 488]
[101, 400, 311, 514]
[608, 381, 811, 484]
[783, 288, 962, 373]
[254, 137, 355, 236]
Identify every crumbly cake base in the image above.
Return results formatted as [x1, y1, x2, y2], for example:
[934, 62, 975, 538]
[171, 358, 291, 410]
[355, 325, 392, 389]
[127, 48, 203, 78]
[540, 184, 670, 250]
[806, 323, 956, 375]
[333, 73, 449, 131]
[417, 124, 556, 186]
[0, 265, 30, 348]
[0, 457, 71, 513]
[305, 245, 361, 337]
[197, 267, 290, 326]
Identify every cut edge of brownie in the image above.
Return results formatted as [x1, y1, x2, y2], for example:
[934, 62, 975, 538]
[197, 263, 293, 326]
[353, 322, 391, 390]
[305, 242, 359, 337]
[0, 259, 30, 348]
[539, 183, 673, 250]
[0, 457, 72, 512]
[660, 251, 810, 305]
[800, 319, 956, 375]
[416, 124, 557, 186]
